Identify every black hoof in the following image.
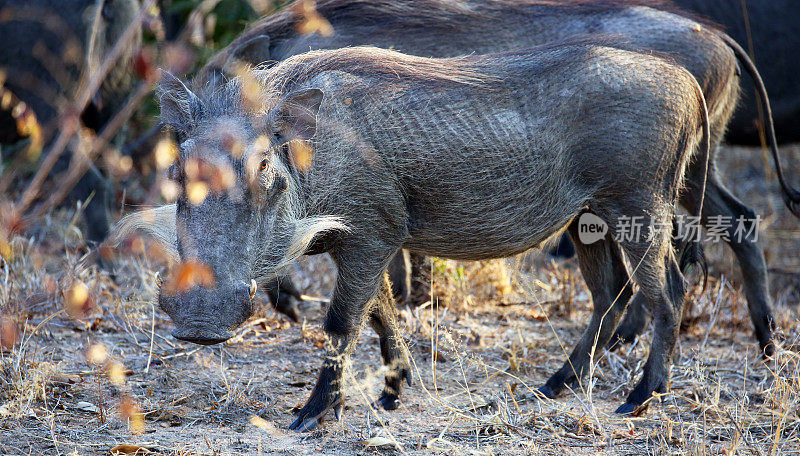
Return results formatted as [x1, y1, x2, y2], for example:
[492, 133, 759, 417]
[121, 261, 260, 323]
[615, 401, 648, 416]
[288, 397, 342, 432]
[520, 385, 555, 403]
[372, 392, 400, 411]
[536, 385, 556, 400]
[289, 418, 319, 432]
[289, 415, 320, 432]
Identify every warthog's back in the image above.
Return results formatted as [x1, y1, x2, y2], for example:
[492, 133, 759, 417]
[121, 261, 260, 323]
[256, 45, 704, 259]
[203, 0, 735, 139]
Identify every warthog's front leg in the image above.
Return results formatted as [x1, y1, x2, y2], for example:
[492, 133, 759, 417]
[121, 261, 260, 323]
[289, 246, 398, 432]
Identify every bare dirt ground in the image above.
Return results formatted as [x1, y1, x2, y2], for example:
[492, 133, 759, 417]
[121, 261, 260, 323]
[1, 144, 799, 455]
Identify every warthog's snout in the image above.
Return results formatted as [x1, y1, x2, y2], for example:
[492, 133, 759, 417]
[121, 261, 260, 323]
[171, 326, 233, 345]
[159, 281, 255, 345]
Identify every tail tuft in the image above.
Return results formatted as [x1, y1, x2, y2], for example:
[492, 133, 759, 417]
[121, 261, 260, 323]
[673, 220, 708, 293]
[679, 239, 708, 293]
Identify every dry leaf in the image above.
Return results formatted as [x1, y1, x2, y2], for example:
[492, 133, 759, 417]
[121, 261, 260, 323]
[87, 343, 108, 364]
[0, 315, 18, 350]
[293, 0, 334, 37]
[65, 281, 94, 319]
[66, 281, 88, 307]
[0, 238, 13, 262]
[51, 372, 82, 384]
[361, 435, 397, 447]
[161, 180, 181, 202]
[237, 66, 263, 112]
[249, 415, 280, 435]
[289, 140, 314, 173]
[154, 138, 178, 169]
[120, 396, 145, 435]
[110, 444, 152, 455]
[162, 260, 216, 295]
[186, 181, 208, 205]
[75, 401, 100, 413]
[107, 362, 127, 387]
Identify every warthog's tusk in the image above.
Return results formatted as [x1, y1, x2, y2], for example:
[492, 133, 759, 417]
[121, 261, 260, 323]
[249, 279, 257, 299]
[299, 294, 330, 303]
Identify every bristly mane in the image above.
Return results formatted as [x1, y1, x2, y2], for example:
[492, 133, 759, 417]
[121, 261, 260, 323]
[200, 0, 720, 87]
[193, 45, 500, 119]
[259, 46, 496, 94]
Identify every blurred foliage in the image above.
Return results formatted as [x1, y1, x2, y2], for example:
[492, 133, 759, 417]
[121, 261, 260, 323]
[135, 0, 289, 130]
[163, 0, 288, 56]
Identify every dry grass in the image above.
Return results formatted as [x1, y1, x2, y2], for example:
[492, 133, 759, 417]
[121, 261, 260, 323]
[1, 144, 799, 455]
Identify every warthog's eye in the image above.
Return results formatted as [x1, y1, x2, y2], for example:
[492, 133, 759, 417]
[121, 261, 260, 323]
[260, 159, 268, 171]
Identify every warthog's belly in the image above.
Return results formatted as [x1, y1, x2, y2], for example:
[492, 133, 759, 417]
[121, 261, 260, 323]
[404, 219, 574, 260]
[401, 177, 585, 260]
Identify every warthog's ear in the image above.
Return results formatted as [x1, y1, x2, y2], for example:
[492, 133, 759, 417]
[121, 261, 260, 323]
[225, 35, 271, 70]
[157, 70, 202, 133]
[269, 88, 324, 141]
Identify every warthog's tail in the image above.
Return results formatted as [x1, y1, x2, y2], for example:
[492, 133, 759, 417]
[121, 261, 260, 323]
[718, 33, 800, 218]
[680, 71, 711, 292]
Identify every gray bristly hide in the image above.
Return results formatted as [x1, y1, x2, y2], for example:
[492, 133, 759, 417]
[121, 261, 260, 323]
[197, 0, 793, 355]
[134, 43, 709, 429]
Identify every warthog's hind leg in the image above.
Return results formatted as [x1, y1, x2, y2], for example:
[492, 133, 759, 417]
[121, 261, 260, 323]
[682, 170, 775, 356]
[264, 276, 303, 322]
[615, 237, 687, 415]
[538, 219, 633, 399]
[610, 169, 775, 357]
[369, 274, 412, 411]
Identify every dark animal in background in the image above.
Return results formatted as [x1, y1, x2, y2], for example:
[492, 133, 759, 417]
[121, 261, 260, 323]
[548, 0, 800, 303]
[119, 40, 710, 429]
[200, 0, 799, 355]
[672, 0, 800, 144]
[0, 0, 141, 244]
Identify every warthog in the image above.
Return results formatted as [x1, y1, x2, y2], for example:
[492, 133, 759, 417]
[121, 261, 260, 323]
[672, 0, 800, 144]
[0, 0, 141, 244]
[200, 0, 799, 356]
[118, 41, 710, 429]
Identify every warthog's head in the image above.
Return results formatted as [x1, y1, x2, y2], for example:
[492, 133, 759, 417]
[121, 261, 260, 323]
[113, 71, 346, 344]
